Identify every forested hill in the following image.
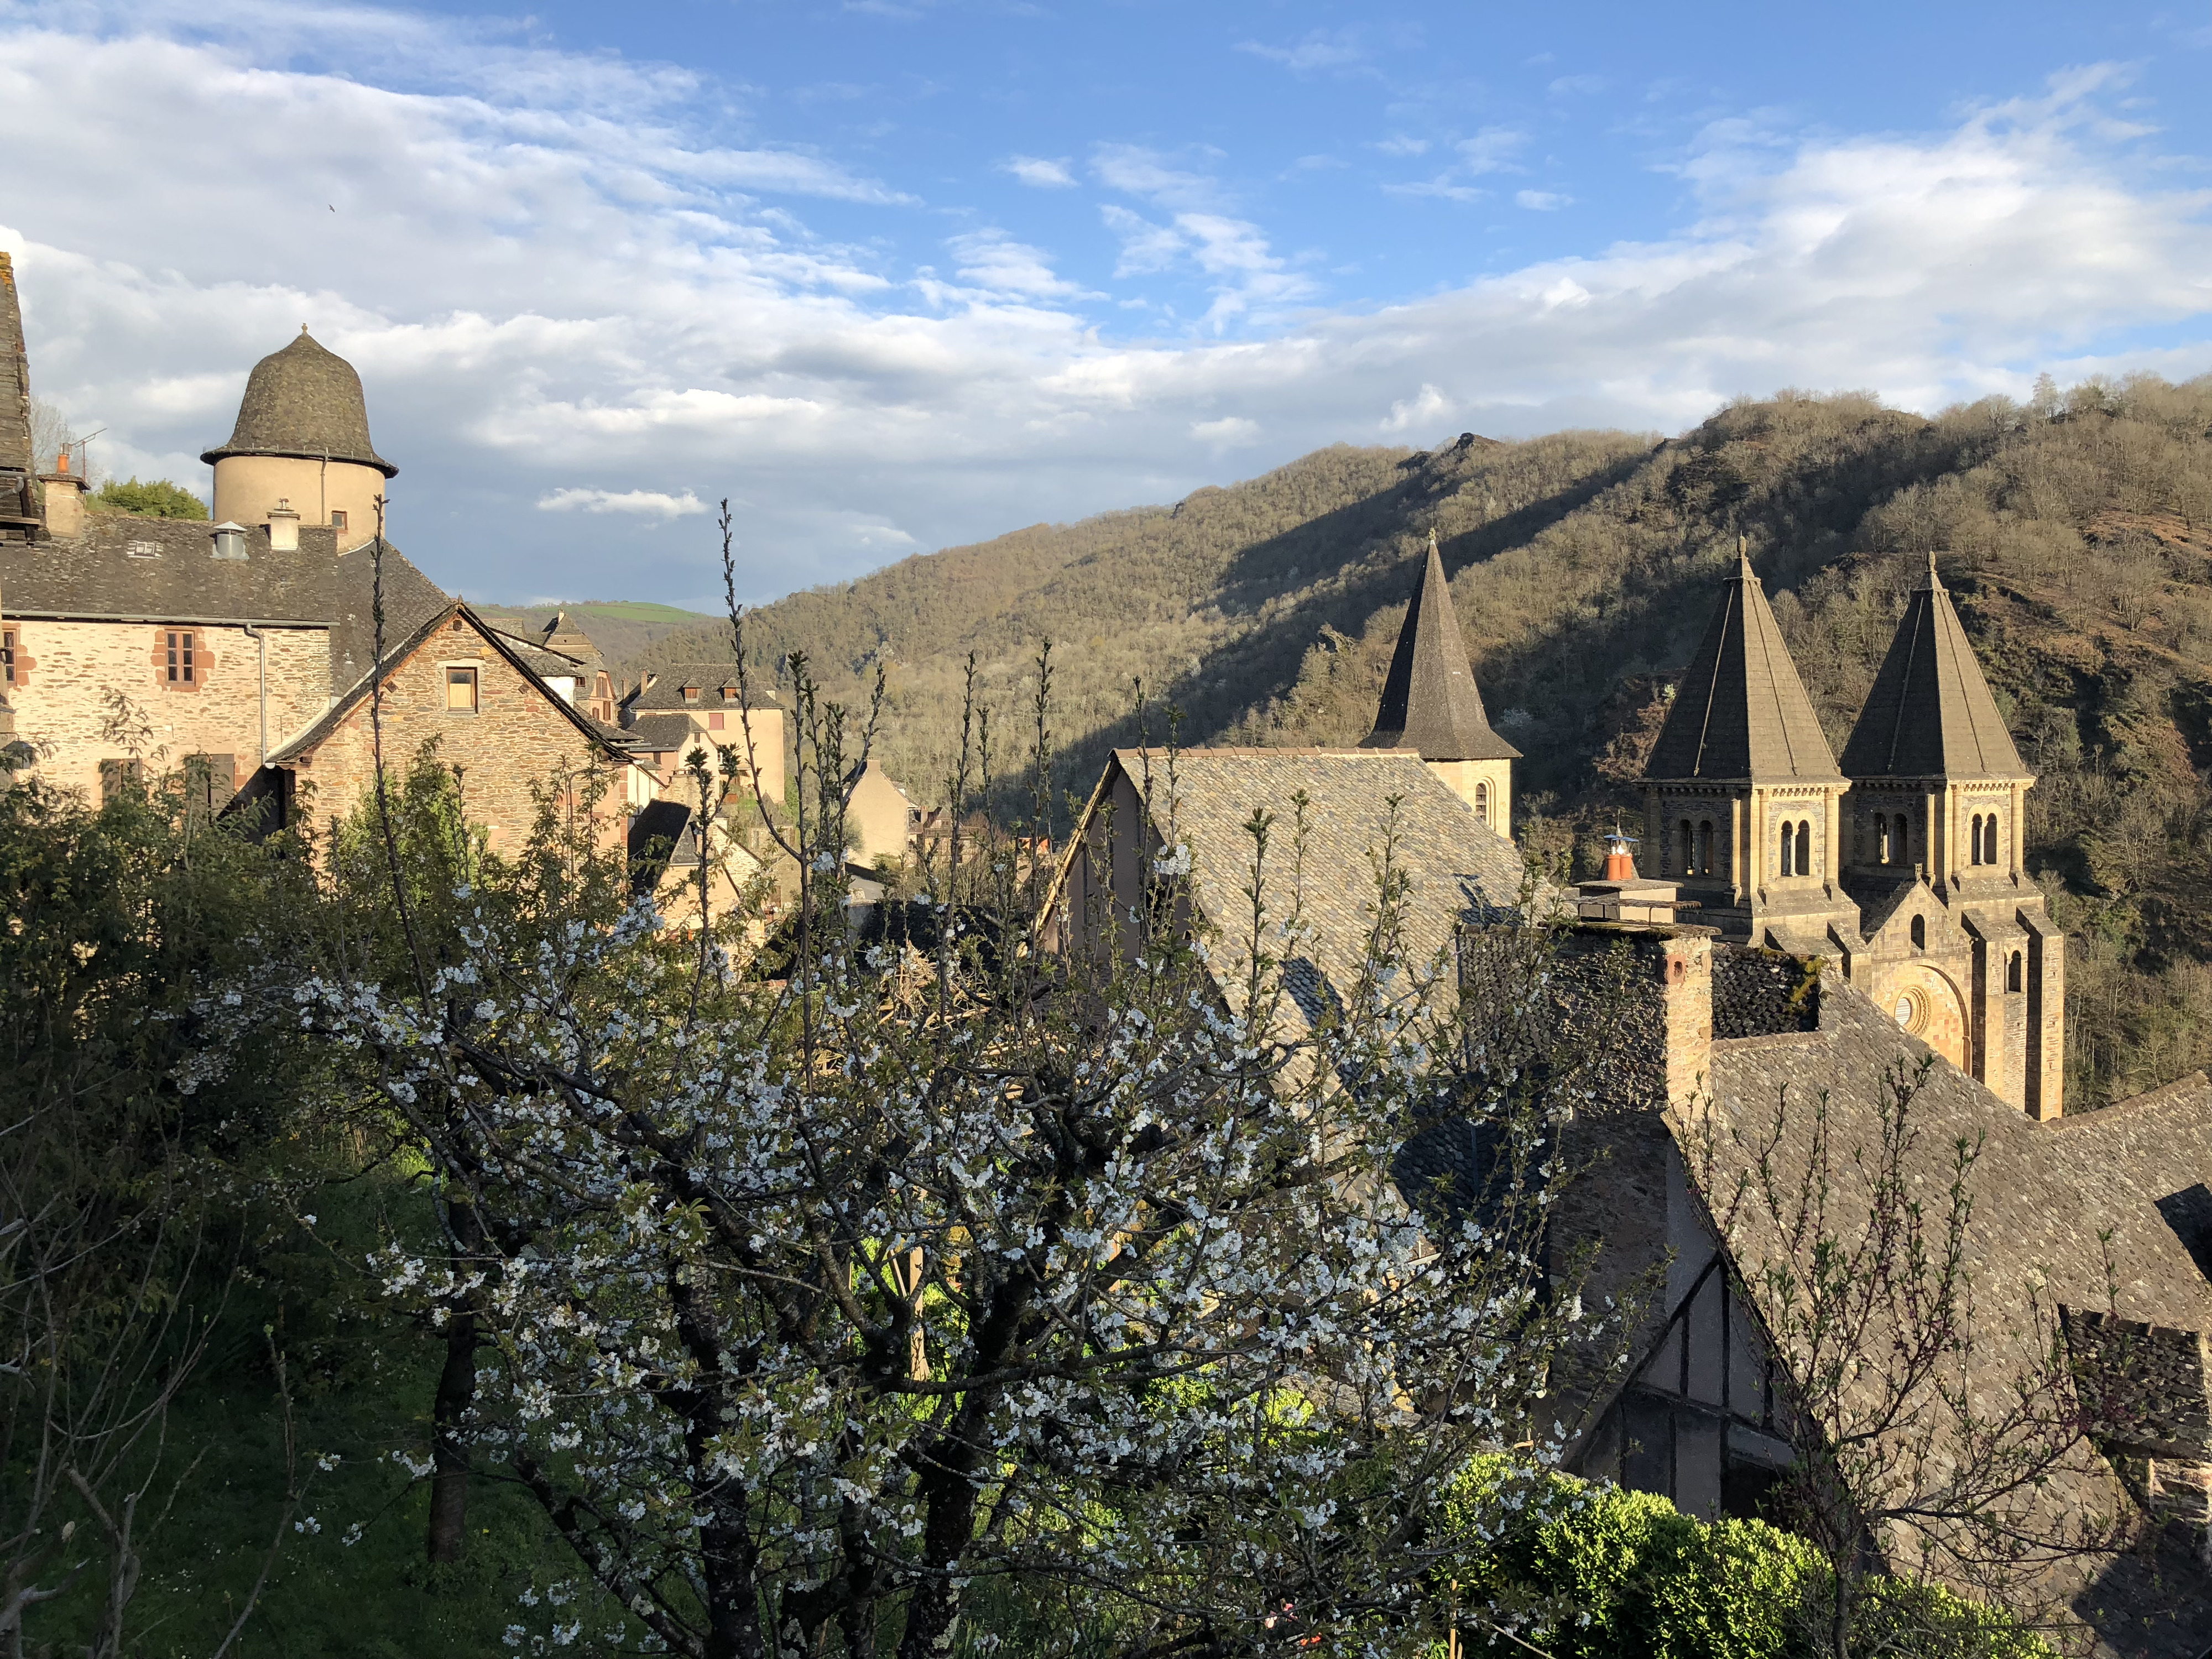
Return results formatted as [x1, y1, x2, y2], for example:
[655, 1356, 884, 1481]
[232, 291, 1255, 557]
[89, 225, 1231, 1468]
[637, 375, 2212, 1109]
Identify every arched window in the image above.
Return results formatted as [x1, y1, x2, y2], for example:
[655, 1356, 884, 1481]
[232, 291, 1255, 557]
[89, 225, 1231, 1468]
[1680, 818, 1694, 875]
[1779, 823, 1794, 877]
[2007, 950, 2023, 993]
[1698, 820, 1714, 876]
[1911, 915, 1926, 951]
[1895, 813, 1910, 867]
[1797, 819, 1814, 877]
[1983, 815, 1999, 867]
[1474, 781, 1489, 824]
[1969, 813, 1984, 864]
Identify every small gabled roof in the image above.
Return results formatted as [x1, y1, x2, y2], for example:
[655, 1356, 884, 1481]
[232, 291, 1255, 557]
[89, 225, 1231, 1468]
[1360, 534, 1520, 763]
[1839, 553, 2028, 782]
[1646, 548, 1841, 784]
[624, 661, 780, 712]
[1049, 747, 1535, 1025]
[267, 602, 631, 766]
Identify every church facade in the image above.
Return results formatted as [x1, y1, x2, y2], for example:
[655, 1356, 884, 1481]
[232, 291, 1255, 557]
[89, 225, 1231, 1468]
[1640, 549, 2065, 1119]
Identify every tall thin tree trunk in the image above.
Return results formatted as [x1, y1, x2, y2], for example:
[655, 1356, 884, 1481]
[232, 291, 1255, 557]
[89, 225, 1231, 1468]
[426, 1302, 477, 1562]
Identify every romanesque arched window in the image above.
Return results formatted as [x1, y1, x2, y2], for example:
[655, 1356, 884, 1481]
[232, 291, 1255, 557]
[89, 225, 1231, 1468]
[1680, 818, 1694, 875]
[2007, 951, 2023, 993]
[1911, 915, 1926, 951]
[1797, 819, 1813, 877]
[1779, 822, 1794, 877]
[1983, 815, 1999, 867]
[1698, 819, 1714, 876]
[1474, 781, 1489, 824]
[1894, 813, 1910, 867]
[1969, 813, 1984, 864]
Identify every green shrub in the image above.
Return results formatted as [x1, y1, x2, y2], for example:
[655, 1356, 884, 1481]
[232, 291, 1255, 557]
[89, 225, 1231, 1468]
[88, 476, 208, 518]
[1432, 1458, 2056, 1659]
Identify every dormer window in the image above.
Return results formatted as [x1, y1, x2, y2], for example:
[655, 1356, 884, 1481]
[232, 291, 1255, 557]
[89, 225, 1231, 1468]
[720, 686, 738, 703]
[681, 686, 700, 703]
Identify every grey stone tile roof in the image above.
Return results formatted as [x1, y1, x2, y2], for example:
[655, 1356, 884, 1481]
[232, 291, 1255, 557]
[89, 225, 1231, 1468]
[0, 517, 450, 699]
[1646, 551, 1842, 783]
[1704, 983, 2212, 1645]
[1360, 535, 1520, 763]
[625, 713, 698, 753]
[624, 661, 780, 713]
[1097, 746, 1531, 1017]
[1839, 554, 2031, 781]
[200, 330, 395, 477]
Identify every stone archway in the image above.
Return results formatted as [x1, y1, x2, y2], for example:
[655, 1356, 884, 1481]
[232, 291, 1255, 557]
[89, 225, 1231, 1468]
[1887, 962, 1969, 1070]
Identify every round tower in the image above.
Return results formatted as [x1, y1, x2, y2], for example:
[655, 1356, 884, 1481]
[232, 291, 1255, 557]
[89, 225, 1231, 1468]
[201, 328, 395, 547]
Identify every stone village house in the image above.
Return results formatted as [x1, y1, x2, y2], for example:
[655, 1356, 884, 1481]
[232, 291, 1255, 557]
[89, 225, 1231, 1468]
[1045, 534, 2212, 1656]
[0, 255, 779, 864]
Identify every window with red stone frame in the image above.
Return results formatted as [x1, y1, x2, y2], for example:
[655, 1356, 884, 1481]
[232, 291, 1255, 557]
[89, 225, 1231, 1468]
[150, 627, 211, 691]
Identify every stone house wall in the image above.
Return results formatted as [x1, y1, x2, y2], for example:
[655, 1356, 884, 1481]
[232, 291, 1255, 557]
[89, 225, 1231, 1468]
[4, 617, 331, 800]
[284, 614, 628, 852]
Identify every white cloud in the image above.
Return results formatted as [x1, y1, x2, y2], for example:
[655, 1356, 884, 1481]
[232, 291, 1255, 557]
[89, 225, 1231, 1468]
[1382, 384, 1452, 432]
[1516, 190, 1573, 211]
[1459, 127, 1528, 174]
[1372, 135, 1430, 158]
[1191, 416, 1260, 445]
[538, 488, 708, 518]
[1548, 73, 1606, 96]
[1235, 31, 1366, 74]
[946, 230, 1086, 297]
[2, 18, 2209, 610]
[1001, 155, 1076, 189]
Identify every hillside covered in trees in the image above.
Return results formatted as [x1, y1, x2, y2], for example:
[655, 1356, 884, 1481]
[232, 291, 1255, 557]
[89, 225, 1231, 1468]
[635, 374, 2212, 1109]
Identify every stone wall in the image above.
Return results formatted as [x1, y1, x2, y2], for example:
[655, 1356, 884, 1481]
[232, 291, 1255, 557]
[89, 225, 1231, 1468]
[1712, 947, 1821, 1039]
[287, 614, 628, 852]
[6, 617, 332, 800]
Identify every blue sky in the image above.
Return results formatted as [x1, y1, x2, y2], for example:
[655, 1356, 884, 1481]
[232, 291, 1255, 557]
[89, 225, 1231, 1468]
[3, 0, 2210, 607]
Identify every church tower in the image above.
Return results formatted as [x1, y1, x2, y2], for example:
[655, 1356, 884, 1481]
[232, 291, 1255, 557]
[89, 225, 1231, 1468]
[1360, 531, 1520, 832]
[1838, 552, 2062, 1118]
[201, 328, 396, 550]
[1640, 546, 1858, 951]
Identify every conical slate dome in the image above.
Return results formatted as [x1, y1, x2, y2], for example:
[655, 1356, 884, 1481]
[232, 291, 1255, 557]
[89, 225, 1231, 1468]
[1839, 553, 2027, 781]
[1646, 549, 1840, 782]
[1360, 534, 1519, 761]
[200, 329, 396, 477]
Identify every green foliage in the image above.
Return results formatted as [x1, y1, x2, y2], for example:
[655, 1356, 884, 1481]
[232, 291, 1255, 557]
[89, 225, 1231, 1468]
[1434, 1459, 2055, 1659]
[88, 475, 209, 519]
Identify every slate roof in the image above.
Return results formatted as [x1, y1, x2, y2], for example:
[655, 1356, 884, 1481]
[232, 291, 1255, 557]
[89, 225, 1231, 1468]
[1705, 985, 2212, 1645]
[1839, 553, 2030, 781]
[200, 330, 396, 477]
[1360, 535, 1520, 763]
[625, 713, 699, 754]
[533, 609, 605, 666]
[0, 516, 449, 696]
[1061, 747, 1533, 1024]
[625, 661, 780, 713]
[1646, 551, 1842, 784]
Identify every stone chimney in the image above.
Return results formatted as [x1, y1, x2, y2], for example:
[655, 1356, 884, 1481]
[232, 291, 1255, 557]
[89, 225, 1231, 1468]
[38, 448, 87, 540]
[265, 495, 301, 552]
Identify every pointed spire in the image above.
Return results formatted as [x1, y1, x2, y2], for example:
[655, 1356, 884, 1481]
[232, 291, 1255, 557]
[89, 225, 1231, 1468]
[0, 253, 40, 536]
[1840, 552, 2027, 781]
[1361, 530, 1520, 761]
[1646, 544, 1841, 782]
